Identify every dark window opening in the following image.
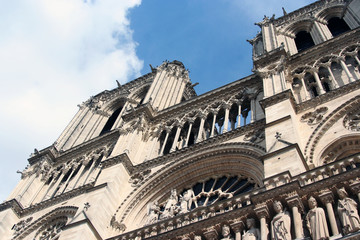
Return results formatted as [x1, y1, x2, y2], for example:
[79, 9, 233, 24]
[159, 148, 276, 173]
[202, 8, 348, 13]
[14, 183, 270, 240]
[295, 31, 315, 52]
[100, 106, 122, 135]
[328, 17, 350, 37]
[311, 86, 319, 97]
[322, 81, 331, 92]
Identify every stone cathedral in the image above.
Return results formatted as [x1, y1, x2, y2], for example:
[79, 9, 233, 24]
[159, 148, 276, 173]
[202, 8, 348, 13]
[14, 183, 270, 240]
[2, 0, 360, 239]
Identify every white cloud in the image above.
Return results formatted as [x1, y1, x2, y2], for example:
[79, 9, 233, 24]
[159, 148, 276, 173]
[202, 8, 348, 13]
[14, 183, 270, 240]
[0, 0, 143, 201]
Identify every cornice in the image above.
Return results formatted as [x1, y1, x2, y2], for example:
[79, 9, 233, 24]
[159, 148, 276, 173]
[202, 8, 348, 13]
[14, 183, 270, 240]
[2, 182, 106, 218]
[53, 130, 120, 165]
[259, 90, 297, 111]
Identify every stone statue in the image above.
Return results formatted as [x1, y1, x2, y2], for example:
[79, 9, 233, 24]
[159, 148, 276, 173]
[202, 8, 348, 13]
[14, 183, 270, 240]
[306, 196, 329, 240]
[221, 224, 234, 240]
[337, 188, 360, 234]
[145, 201, 160, 225]
[179, 189, 195, 214]
[242, 218, 260, 240]
[160, 189, 179, 220]
[194, 236, 202, 240]
[271, 200, 291, 240]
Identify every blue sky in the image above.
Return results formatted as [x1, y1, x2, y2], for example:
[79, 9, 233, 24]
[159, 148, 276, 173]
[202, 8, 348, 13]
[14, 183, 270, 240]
[0, 0, 316, 201]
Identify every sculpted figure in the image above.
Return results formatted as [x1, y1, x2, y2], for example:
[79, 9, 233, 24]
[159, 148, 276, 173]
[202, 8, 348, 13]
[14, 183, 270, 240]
[337, 188, 360, 234]
[221, 224, 234, 240]
[271, 200, 291, 240]
[194, 236, 202, 240]
[242, 218, 260, 240]
[306, 196, 329, 240]
[179, 189, 195, 214]
[160, 189, 179, 220]
[145, 201, 160, 225]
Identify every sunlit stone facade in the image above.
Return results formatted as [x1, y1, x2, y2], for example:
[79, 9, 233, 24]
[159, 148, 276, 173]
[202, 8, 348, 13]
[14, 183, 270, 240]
[1, 0, 360, 239]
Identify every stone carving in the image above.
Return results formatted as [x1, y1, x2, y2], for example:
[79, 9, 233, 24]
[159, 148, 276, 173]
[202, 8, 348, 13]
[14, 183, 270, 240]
[110, 216, 127, 232]
[306, 196, 329, 240]
[129, 170, 151, 187]
[271, 200, 291, 240]
[242, 218, 260, 240]
[160, 189, 179, 220]
[337, 188, 360, 234]
[179, 189, 195, 214]
[220, 224, 234, 240]
[194, 236, 202, 240]
[244, 128, 265, 143]
[301, 107, 328, 125]
[343, 110, 360, 131]
[145, 201, 160, 226]
[12, 217, 33, 234]
[37, 221, 65, 240]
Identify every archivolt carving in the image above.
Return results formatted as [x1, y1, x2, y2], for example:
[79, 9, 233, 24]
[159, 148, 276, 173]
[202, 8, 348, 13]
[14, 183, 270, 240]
[110, 143, 265, 231]
[304, 95, 360, 165]
[301, 107, 328, 125]
[12, 206, 77, 240]
[343, 109, 360, 131]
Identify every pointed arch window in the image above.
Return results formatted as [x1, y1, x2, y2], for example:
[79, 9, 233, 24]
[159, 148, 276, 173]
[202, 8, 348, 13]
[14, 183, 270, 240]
[100, 106, 123, 135]
[327, 17, 350, 37]
[295, 31, 315, 52]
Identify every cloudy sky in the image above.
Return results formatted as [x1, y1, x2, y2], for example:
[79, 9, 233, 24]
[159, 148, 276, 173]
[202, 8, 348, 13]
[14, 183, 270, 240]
[0, 0, 316, 201]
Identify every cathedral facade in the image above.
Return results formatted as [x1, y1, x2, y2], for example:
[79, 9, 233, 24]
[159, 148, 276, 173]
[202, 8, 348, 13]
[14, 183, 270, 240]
[1, 0, 360, 239]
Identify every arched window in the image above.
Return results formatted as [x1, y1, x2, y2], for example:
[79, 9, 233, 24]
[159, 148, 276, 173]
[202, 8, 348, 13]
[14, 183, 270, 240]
[295, 31, 315, 52]
[327, 17, 350, 37]
[100, 106, 123, 135]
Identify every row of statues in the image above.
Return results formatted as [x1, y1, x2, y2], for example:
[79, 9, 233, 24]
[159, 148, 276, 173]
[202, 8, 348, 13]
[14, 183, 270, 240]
[146, 188, 360, 239]
[145, 189, 195, 225]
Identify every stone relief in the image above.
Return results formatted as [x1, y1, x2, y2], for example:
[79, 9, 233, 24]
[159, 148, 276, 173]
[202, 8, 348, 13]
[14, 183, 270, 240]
[337, 188, 360, 234]
[343, 109, 360, 131]
[12, 217, 33, 234]
[128, 169, 151, 187]
[110, 216, 127, 232]
[145, 201, 160, 226]
[160, 189, 179, 220]
[35, 221, 66, 240]
[301, 107, 328, 125]
[306, 196, 329, 240]
[271, 200, 291, 240]
[244, 128, 265, 144]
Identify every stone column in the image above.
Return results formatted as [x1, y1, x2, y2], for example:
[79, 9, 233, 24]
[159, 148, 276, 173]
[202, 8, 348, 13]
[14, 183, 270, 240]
[319, 190, 340, 237]
[184, 122, 193, 147]
[223, 105, 230, 133]
[250, 97, 256, 123]
[354, 56, 360, 66]
[340, 59, 355, 82]
[159, 129, 170, 155]
[230, 219, 245, 240]
[170, 126, 181, 152]
[300, 76, 311, 100]
[286, 193, 304, 239]
[203, 226, 218, 240]
[196, 116, 205, 143]
[210, 113, 217, 137]
[237, 103, 242, 128]
[255, 204, 269, 240]
[313, 71, 326, 94]
[68, 159, 88, 190]
[326, 66, 339, 88]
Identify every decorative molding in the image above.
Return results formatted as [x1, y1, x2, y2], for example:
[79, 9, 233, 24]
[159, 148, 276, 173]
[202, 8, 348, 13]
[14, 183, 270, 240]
[301, 107, 328, 125]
